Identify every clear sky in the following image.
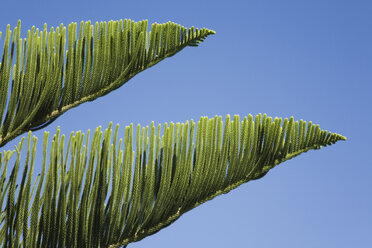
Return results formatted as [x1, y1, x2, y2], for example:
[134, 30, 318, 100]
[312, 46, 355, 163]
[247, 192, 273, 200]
[0, 0, 371, 247]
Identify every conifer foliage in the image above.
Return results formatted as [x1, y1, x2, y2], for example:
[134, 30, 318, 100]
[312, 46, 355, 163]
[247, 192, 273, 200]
[0, 19, 345, 247]
[0, 19, 215, 148]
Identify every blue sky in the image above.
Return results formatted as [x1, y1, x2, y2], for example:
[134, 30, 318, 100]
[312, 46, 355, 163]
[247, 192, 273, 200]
[0, 0, 371, 247]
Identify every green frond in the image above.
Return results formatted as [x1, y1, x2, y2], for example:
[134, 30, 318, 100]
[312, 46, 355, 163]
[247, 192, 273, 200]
[0, 19, 215, 147]
[0, 114, 345, 248]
